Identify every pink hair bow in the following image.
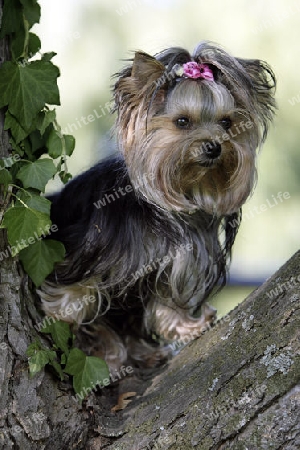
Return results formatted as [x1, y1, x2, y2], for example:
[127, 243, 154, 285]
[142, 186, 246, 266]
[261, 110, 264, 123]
[182, 62, 214, 81]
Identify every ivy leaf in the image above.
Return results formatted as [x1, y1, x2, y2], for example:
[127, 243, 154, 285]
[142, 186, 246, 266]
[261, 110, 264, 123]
[64, 134, 76, 157]
[46, 131, 75, 159]
[0, 60, 60, 130]
[2, 206, 51, 251]
[4, 111, 29, 144]
[19, 239, 65, 286]
[47, 356, 65, 380]
[46, 129, 62, 159]
[26, 341, 64, 380]
[16, 159, 56, 191]
[28, 348, 57, 377]
[65, 348, 109, 397]
[59, 171, 73, 184]
[16, 190, 51, 214]
[0, 0, 23, 38]
[36, 109, 56, 135]
[26, 340, 41, 357]
[41, 321, 73, 355]
[28, 32, 41, 57]
[10, 23, 26, 60]
[0, 168, 12, 188]
[61, 353, 67, 365]
[20, 0, 41, 28]
[8, 160, 26, 182]
[41, 52, 57, 63]
[28, 128, 52, 156]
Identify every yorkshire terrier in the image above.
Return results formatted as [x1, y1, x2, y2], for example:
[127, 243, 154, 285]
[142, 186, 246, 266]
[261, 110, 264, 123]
[38, 41, 276, 371]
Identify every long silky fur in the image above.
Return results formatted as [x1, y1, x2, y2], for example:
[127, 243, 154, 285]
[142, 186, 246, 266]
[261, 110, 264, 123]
[39, 41, 276, 369]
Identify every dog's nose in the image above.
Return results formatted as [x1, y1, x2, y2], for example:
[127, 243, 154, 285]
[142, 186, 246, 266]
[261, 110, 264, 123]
[202, 141, 222, 159]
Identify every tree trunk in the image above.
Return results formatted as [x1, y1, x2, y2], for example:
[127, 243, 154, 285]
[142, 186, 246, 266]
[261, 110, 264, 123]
[1, 4, 299, 448]
[99, 250, 300, 450]
[0, 9, 90, 449]
[1, 225, 299, 450]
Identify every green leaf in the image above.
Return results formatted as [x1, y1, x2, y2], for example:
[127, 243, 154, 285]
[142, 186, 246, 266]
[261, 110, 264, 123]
[19, 239, 65, 286]
[0, 0, 23, 38]
[0, 168, 12, 188]
[11, 26, 26, 60]
[26, 340, 64, 379]
[2, 206, 51, 250]
[31, 127, 56, 156]
[41, 52, 57, 63]
[46, 129, 75, 160]
[36, 109, 56, 135]
[4, 111, 29, 144]
[65, 348, 109, 397]
[16, 159, 56, 191]
[64, 134, 76, 157]
[28, 129, 48, 155]
[8, 160, 26, 182]
[59, 171, 72, 184]
[48, 356, 65, 380]
[28, 348, 57, 377]
[0, 60, 60, 130]
[46, 129, 62, 159]
[16, 191, 51, 214]
[26, 340, 41, 357]
[61, 353, 67, 365]
[20, 0, 41, 28]
[41, 321, 73, 355]
[28, 32, 41, 57]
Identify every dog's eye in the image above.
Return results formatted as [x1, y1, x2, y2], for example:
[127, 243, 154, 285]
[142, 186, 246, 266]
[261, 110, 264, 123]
[175, 117, 191, 129]
[219, 117, 232, 130]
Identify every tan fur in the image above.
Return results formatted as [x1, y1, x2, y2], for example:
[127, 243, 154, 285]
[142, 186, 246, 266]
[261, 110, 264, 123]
[39, 42, 276, 371]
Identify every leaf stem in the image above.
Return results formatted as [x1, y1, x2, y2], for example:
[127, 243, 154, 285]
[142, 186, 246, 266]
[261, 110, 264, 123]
[53, 119, 69, 175]
[22, 14, 30, 59]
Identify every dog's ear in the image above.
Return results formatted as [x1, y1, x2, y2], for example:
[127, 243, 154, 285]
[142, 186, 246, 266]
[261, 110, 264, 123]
[237, 58, 277, 140]
[113, 52, 166, 116]
[131, 51, 166, 87]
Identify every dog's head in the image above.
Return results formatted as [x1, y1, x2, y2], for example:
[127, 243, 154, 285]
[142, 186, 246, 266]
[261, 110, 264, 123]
[113, 41, 276, 216]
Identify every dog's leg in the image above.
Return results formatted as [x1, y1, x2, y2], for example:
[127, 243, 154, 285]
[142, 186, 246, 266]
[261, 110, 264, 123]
[125, 335, 172, 368]
[77, 323, 128, 371]
[145, 301, 217, 343]
[37, 280, 99, 324]
[123, 303, 216, 368]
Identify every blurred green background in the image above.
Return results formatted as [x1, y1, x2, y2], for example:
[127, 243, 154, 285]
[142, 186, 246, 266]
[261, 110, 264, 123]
[35, 0, 300, 316]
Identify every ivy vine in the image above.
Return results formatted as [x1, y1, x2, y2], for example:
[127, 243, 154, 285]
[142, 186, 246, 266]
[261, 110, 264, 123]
[0, 0, 73, 284]
[0, 0, 109, 398]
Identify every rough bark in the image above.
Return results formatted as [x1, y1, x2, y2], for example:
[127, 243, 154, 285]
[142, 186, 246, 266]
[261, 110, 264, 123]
[100, 250, 300, 450]
[0, 10, 90, 449]
[1, 242, 299, 449]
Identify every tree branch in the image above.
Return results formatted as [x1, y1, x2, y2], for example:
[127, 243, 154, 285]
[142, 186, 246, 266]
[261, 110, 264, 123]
[96, 251, 300, 450]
